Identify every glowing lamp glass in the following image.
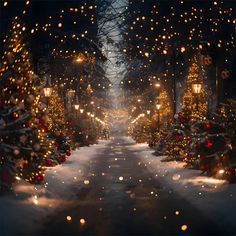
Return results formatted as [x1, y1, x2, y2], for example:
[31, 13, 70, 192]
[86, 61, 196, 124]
[74, 104, 80, 110]
[43, 87, 52, 97]
[192, 83, 202, 94]
[156, 104, 161, 110]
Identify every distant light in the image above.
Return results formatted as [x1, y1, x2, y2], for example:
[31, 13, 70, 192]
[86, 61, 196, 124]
[180, 47, 186, 53]
[74, 104, 80, 110]
[76, 57, 83, 63]
[218, 169, 225, 174]
[66, 216, 72, 221]
[181, 225, 188, 231]
[84, 180, 90, 185]
[80, 218, 86, 224]
[156, 103, 161, 110]
[163, 49, 168, 55]
[119, 176, 124, 181]
[58, 23, 62, 28]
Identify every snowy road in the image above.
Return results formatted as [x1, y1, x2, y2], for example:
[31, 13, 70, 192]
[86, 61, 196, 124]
[32, 136, 234, 236]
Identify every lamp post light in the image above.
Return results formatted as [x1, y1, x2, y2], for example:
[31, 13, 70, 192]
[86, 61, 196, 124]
[192, 82, 202, 111]
[43, 79, 52, 98]
[43, 86, 52, 98]
[156, 103, 161, 131]
[74, 103, 80, 119]
[74, 104, 80, 110]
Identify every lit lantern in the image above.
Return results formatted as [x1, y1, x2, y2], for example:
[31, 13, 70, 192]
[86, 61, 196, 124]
[80, 109, 84, 114]
[43, 85, 52, 97]
[192, 83, 202, 94]
[43, 76, 52, 97]
[156, 103, 161, 110]
[221, 69, 230, 80]
[74, 104, 80, 110]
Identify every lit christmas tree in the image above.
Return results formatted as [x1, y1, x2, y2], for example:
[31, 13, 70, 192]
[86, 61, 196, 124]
[165, 111, 192, 161]
[131, 116, 151, 143]
[149, 89, 173, 153]
[45, 89, 71, 166]
[0, 22, 50, 191]
[47, 89, 66, 132]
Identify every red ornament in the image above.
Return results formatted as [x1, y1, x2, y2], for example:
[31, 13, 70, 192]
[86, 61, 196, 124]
[204, 122, 211, 129]
[66, 151, 71, 157]
[58, 156, 66, 163]
[45, 160, 53, 167]
[37, 175, 44, 182]
[221, 70, 230, 80]
[54, 142, 59, 147]
[176, 135, 181, 140]
[60, 132, 64, 137]
[205, 139, 213, 148]
[203, 55, 212, 65]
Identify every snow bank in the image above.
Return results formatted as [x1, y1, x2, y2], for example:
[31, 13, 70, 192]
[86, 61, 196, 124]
[127, 137, 236, 233]
[0, 140, 109, 236]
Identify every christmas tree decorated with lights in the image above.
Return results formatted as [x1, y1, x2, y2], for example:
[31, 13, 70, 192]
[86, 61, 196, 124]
[131, 116, 151, 143]
[165, 111, 192, 161]
[149, 89, 172, 153]
[0, 22, 50, 191]
[47, 89, 66, 132]
[45, 89, 71, 166]
[212, 100, 236, 182]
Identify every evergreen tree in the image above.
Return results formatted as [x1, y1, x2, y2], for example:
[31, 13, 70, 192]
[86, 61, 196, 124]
[0, 22, 49, 191]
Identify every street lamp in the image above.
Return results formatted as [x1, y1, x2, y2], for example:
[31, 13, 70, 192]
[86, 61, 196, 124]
[73, 103, 79, 119]
[156, 103, 161, 131]
[43, 86, 52, 98]
[156, 103, 161, 110]
[43, 79, 52, 98]
[192, 82, 202, 111]
[74, 104, 80, 110]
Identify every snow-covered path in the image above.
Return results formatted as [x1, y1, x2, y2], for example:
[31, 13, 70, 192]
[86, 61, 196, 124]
[1, 137, 235, 236]
[1, 141, 108, 236]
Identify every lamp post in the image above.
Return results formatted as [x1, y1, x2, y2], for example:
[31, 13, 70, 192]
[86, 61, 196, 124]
[74, 103, 79, 119]
[192, 82, 202, 111]
[156, 103, 161, 131]
[43, 80, 52, 98]
[164, 46, 186, 116]
[43, 78, 52, 108]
